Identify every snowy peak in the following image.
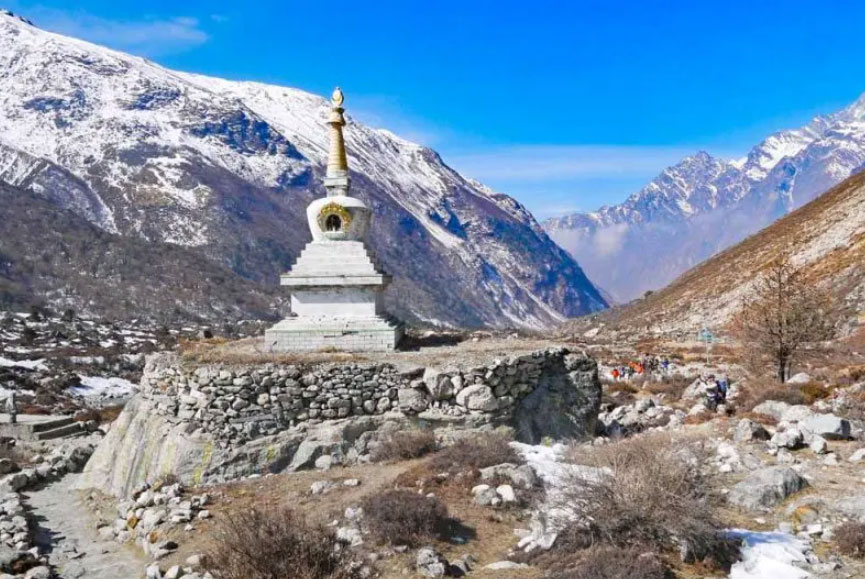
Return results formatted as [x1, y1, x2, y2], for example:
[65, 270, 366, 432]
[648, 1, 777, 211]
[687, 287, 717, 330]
[0, 9, 606, 328]
[544, 87, 865, 302]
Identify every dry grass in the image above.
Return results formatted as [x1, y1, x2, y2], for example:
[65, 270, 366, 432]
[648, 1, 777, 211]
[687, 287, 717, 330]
[372, 430, 438, 462]
[835, 522, 865, 558]
[737, 411, 778, 426]
[737, 383, 808, 411]
[427, 432, 523, 474]
[73, 404, 124, 424]
[361, 489, 450, 547]
[643, 374, 691, 401]
[546, 546, 673, 579]
[558, 434, 738, 571]
[204, 507, 362, 579]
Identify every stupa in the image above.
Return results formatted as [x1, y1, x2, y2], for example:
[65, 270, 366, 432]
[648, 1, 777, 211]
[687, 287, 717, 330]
[264, 88, 404, 352]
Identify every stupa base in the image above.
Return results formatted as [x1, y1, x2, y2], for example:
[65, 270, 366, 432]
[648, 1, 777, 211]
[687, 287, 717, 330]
[264, 316, 404, 352]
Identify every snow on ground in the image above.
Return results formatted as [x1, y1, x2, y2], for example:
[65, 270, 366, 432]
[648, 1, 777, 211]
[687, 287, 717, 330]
[727, 529, 811, 579]
[68, 375, 138, 399]
[511, 444, 811, 579]
[0, 356, 47, 370]
[0, 386, 35, 397]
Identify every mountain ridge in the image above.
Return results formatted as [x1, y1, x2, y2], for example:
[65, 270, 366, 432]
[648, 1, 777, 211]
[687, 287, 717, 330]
[0, 9, 606, 328]
[545, 91, 865, 302]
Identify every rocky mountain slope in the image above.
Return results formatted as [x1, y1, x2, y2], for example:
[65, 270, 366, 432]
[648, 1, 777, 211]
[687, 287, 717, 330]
[565, 169, 865, 337]
[0, 180, 282, 320]
[544, 93, 865, 302]
[0, 9, 606, 329]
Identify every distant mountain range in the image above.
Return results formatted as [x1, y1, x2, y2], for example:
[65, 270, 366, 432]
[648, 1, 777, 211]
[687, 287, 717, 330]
[544, 93, 865, 302]
[0, 9, 606, 328]
[561, 168, 865, 338]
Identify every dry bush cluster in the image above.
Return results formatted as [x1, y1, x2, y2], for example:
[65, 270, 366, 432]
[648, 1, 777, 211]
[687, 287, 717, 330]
[738, 383, 808, 411]
[360, 489, 449, 547]
[372, 430, 437, 462]
[555, 434, 738, 572]
[205, 507, 362, 579]
[835, 522, 865, 558]
[426, 432, 522, 473]
[547, 546, 672, 579]
[643, 374, 691, 401]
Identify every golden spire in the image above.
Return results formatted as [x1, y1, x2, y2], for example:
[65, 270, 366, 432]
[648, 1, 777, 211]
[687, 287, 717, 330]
[325, 87, 349, 196]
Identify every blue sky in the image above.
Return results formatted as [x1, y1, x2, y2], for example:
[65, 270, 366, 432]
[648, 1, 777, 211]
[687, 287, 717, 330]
[9, 0, 865, 218]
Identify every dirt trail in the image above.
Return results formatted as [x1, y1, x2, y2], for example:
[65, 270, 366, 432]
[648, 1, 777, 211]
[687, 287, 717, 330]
[24, 473, 145, 579]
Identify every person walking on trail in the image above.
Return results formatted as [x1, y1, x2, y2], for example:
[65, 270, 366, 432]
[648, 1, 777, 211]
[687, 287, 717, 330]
[716, 376, 729, 404]
[5, 391, 16, 424]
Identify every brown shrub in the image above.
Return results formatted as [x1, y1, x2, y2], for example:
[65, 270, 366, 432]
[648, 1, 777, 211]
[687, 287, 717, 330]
[205, 507, 362, 579]
[738, 384, 807, 411]
[604, 381, 638, 395]
[835, 521, 865, 558]
[799, 381, 832, 404]
[548, 546, 672, 579]
[361, 489, 449, 547]
[643, 374, 690, 401]
[560, 434, 737, 570]
[738, 412, 778, 426]
[683, 411, 716, 425]
[372, 430, 437, 462]
[427, 432, 522, 473]
[74, 404, 125, 424]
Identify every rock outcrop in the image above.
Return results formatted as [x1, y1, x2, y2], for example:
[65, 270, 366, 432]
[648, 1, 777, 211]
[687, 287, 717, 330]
[81, 348, 600, 496]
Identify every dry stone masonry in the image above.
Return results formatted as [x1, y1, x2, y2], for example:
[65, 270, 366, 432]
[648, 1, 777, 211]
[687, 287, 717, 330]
[139, 347, 599, 447]
[82, 347, 600, 496]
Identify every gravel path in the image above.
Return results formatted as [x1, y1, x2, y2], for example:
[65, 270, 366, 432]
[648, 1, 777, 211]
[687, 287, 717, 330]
[24, 473, 144, 579]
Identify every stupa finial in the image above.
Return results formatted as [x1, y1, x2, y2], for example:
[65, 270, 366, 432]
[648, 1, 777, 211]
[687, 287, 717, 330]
[325, 87, 349, 195]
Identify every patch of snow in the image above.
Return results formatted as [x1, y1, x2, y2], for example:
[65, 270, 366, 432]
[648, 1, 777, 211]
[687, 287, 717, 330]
[69, 375, 138, 398]
[0, 357, 47, 370]
[727, 529, 811, 579]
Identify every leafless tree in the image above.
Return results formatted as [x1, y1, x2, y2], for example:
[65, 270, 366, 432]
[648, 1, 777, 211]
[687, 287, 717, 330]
[732, 255, 837, 382]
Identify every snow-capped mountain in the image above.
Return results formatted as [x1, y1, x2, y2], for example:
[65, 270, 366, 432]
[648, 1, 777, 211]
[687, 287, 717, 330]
[0, 10, 606, 328]
[544, 90, 865, 303]
[560, 168, 865, 338]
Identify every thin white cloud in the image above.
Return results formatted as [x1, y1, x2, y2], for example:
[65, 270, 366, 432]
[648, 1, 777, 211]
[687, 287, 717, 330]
[23, 6, 209, 56]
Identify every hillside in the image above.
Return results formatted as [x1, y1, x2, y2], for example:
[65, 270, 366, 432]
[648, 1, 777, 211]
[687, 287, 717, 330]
[564, 169, 865, 337]
[545, 91, 865, 302]
[0, 9, 606, 329]
[0, 181, 282, 321]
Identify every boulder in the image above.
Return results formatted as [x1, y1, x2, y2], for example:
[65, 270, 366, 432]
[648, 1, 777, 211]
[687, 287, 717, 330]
[728, 467, 809, 511]
[809, 436, 828, 455]
[455, 384, 498, 412]
[770, 428, 804, 450]
[512, 354, 601, 444]
[423, 368, 454, 401]
[479, 463, 537, 488]
[787, 373, 812, 385]
[800, 413, 851, 440]
[734, 419, 770, 443]
[398, 388, 429, 413]
[752, 401, 791, 421]
[416, 547, 449, 578]
[849, 448, 865, 463]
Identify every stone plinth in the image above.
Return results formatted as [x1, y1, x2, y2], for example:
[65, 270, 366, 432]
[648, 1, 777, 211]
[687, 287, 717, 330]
[80, 344, 601, 496]
[264, 316, 403, 352]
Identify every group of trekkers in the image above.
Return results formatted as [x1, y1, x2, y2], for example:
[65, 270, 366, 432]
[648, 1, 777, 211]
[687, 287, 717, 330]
[610, 354, 672, 381]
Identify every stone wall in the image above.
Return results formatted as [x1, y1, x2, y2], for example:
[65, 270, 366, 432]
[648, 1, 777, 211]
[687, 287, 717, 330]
[81, 347, 600, 496]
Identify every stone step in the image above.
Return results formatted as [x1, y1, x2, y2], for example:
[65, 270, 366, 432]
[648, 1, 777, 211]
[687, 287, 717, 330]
[35, 422, 83, 441]
[30, 416, 75, 433]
